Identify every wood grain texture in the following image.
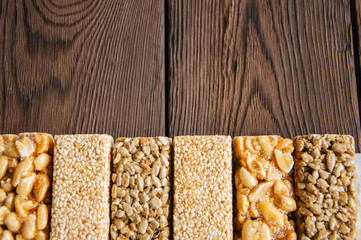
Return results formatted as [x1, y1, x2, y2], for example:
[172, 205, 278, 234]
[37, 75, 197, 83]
[0, 0, 165, 137]
[353, 0, 361, 123]
[167, 0, 361, 149]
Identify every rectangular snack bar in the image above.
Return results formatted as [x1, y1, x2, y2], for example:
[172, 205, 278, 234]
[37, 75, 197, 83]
[233, 136, 297, 240]
[50, 134, 113, 239]
[173, 136, 233, 239]
[110, 137, 171, 240]
[0, 133, 53, 239]
[294, 135, 358, 239]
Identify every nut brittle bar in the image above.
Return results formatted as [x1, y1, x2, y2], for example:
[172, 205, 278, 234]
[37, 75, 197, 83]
[173, 136, 233, 239]
[294, 135, 358, 239]
[233, 136, 297, 240]
[50, 134, 113, 239]
[110, 137, 171, 240]
[0, 133, 53, 239]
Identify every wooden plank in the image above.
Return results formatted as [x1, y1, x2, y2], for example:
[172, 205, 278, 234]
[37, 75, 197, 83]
[167, 0, 361, 149]
[0, 0, 165, 137]
[352, 0, 361, 127]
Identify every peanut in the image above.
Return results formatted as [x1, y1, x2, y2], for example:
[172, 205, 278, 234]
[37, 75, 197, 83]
[259, 202, 284, 227]
[4, 142, 20, 159]
[36, 134, 52, 154]
[1, 230, 14, 240]
[0, 189, 6, 203]
[15, 137, 35, 159]
[37, 204, 48, 230]
[5, 212, 20, 232]
[274, 149, 294, 173]
[12, 158, 34, 187]
[33, 174, 50, 202]
[14, 195, 27, 217]
[248, 181, 274, 202]
[0, 206, 10, 224]
[34, 154, 51, 171]
[239, 167, 258, 188]
[275, 195, 297, 212]
[0, 157, 9, 180]
[22, 214, 36, 239]
[34, 231, 47, 240]
[4, 193, 15, 211]
[16, 173, 36, 196]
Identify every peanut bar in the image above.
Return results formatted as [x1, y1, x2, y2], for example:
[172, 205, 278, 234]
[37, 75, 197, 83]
[233, 136, 297, 240]
[0, 133, 53, 239]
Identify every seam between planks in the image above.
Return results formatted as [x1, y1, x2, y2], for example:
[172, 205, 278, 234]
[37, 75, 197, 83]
[350, 0, 361, 145]
[164, 0, 171, 138]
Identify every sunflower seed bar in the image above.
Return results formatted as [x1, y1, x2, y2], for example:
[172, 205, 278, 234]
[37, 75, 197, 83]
[110, 137, 171, 240]
[50, 134, 113, 240]
[173, 136, 233, 239]
[233, 136, 297, 240]
[294, 135, 358, 240]
[0, 133, 53, 239]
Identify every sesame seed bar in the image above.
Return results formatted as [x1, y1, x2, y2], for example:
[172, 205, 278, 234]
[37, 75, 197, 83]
[50, 134, 113, 240]
[233, 136, 297, 240]
[110, 137, 171, 240]
[294, 135, 358, 239]
[0, 133, 53, 239]
[173, 136, 233, 239]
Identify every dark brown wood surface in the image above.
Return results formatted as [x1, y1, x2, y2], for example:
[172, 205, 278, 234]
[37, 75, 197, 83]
[353, 0, 361, 126]
[0, 0, 165, 137]
[168, 0, 361, 150]
[1, 0, 361, 150]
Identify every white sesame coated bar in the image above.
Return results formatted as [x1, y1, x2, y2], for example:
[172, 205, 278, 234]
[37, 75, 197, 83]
[294, 135, 358, 240]
[110, 137, 171, 240]
[0, 133, 53, 239]
[173, 135, 233, 239]
[50, 134, 113, 240]
[233, 136, 297, 240]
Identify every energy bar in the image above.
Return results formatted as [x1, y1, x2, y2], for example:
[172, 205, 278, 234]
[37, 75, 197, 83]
[110, 137, 171, 240]
[173, 136, 233, 239]
[50, 134, 113, 239]
[294, 134, 358, 239]
[0, 133, 53, 239]
[233, 136, 297, 240]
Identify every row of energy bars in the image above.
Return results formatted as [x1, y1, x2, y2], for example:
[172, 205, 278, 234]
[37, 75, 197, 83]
[0, 133, 357, 239]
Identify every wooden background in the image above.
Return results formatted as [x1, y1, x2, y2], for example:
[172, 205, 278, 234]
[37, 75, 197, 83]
[1, 0, 361, 150]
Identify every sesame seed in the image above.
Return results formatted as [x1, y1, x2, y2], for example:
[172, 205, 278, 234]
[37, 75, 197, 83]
[173, 136, 233, 239]
[50, 134, 113, 240]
